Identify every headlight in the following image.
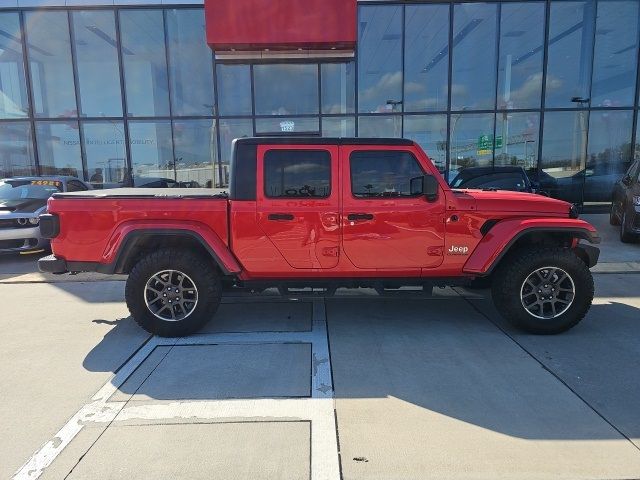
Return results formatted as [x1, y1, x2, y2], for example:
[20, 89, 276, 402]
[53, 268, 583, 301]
[28, 217, 39, 225]
[633, 195, 640, 207]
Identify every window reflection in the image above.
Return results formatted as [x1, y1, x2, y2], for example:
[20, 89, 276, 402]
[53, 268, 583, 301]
[0, 13, 29, 119]
[218, 118, 253, 186]
[545, 1, 595, 109]
[128, 120, 174, 186]
[35, 121, 83, 178]
[254, 64, 318, 115]
[497, 2, 544, 110]
[403, 115, 447, 173]
[172, 119, 217, 188]
[494, 112, 539, 169]
[358, 115, 402, 138]
[451, 3, 498, 111]
[82, 122, 126, 188]
[321, 63, 355, 114]
[216, 64, 251, 116]
[255, 117, 319, 135]
[166, 9, 215, 116]
[322, 117, 355, 137]
[120, 10, 170, 117]
[541, 111, 588, 203]
[591, 1, 639, 107]
[25, 12, 77, 118]
[584, 110, 633, 203]
[404, 4, 449, 112]
[358, 5, 403, 113]
[448, 113, 495, 179]
[72, 11, 122, 117]
[0, 122, 35, 177]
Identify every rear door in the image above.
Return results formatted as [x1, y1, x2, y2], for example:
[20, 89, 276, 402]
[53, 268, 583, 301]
[341, 146, 446, 270]
[256, 144, 340, 269]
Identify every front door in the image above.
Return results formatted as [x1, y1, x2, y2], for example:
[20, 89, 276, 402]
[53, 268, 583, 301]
[256, 144, 340, 269]
[341, 146, 446, 269]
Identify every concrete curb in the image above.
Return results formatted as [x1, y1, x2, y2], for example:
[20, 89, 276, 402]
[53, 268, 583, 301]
[591, 262, 640, 274]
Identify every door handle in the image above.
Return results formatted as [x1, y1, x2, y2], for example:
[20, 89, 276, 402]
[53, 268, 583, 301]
[268, 213, 294, 221]
[347, 213, 374, 221]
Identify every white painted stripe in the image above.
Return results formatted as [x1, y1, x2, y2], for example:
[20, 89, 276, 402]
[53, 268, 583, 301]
[12, 402, 124, 480]
[14, 298, 340, 480]
[92, 336, 176, 402]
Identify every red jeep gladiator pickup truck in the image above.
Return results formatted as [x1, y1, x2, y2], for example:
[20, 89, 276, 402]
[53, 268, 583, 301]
[38, 137, 600, 337]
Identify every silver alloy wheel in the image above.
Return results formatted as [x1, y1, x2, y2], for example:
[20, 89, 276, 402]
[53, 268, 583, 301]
[520, 266, 575, 320]
[144, 270, 198, 321]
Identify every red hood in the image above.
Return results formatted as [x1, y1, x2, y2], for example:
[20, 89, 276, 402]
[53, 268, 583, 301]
[451, 189, 572, 216]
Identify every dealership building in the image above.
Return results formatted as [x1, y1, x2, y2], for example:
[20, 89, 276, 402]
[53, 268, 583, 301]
[0, 0, 639, 205]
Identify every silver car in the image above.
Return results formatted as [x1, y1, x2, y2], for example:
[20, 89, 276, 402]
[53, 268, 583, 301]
[0, 176, 90, 254]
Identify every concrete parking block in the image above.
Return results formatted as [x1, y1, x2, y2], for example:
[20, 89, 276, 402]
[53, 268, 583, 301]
[202, 300, 312, 333]
[126, 343, 311, 401]
[61, 422, 310, 480]
[327, 297, 640, 480]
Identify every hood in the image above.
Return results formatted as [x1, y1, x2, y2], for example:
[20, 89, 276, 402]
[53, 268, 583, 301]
[451, 189, 572, 216]
[0, 198, 48, 215]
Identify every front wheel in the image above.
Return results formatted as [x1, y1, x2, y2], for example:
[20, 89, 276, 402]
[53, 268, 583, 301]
[620, 210, 638, 243]
[492, 247, 594, 334]
[125, 248, 222, 337]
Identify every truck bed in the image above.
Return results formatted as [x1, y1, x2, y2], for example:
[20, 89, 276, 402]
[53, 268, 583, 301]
[46, 189, 230, 266]
[53, 188, 228, 199]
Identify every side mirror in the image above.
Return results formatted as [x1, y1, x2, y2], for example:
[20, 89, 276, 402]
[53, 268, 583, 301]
[410, 174, 439, 202]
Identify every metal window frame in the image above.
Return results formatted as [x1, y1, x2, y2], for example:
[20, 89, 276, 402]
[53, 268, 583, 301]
[0, 0, 638, 201]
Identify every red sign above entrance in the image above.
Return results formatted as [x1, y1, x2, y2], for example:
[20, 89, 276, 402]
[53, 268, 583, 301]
[205, 0, 356, 58]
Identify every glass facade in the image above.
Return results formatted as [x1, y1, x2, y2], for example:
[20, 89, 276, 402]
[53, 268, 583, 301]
[0, 2, 639, 205]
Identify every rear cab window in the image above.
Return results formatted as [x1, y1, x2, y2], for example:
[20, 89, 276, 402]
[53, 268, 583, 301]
[264, 149, 331, 198]
[349, 150, 424, 198]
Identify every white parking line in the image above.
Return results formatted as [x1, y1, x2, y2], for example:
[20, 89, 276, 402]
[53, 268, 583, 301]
[13, 298, 340, 480]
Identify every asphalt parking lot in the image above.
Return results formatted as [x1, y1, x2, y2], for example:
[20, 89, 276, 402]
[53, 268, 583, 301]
[2, 215, 640, 480]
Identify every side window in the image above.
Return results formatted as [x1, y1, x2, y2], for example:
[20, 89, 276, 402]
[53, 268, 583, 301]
[264, 149, 331, 198]
[66, 180, 88, 192]
[350, 150, 424, 198]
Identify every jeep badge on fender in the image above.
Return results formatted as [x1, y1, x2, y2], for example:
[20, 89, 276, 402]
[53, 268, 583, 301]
[448, 245, 469, 255]
[39, 136, 600, 337]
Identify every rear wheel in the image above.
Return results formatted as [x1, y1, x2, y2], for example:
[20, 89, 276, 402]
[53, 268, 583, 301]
[125, 248, 221, 337]
[492, 247, 593, 334]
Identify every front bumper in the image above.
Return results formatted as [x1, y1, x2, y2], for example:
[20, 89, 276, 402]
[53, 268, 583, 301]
[575, 243, 600, 268]
[0, 226, 48, 253]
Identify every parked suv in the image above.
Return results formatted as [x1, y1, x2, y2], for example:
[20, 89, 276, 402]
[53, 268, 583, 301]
[39, 137, 600, 336]
[610, 159, 640, 243]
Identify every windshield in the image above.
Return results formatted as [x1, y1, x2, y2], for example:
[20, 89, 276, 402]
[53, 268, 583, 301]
[0, 180, 63, 201]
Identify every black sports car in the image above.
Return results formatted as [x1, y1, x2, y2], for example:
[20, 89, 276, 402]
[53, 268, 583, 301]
[0, 176, 90, 253]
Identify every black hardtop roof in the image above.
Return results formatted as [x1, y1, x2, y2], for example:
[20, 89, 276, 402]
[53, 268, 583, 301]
[234, 137, 415, 146]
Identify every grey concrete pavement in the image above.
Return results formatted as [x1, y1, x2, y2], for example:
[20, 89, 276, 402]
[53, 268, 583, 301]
[0, 281, 149, 479]
[327, 294, 640, 480]
[465, 272, 640, 450]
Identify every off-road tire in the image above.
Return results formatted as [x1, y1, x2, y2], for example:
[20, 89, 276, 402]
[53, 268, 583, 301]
[609, 203, 620, 225]
[491, 247, 594, 334]
[125, 248, 222, 337]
